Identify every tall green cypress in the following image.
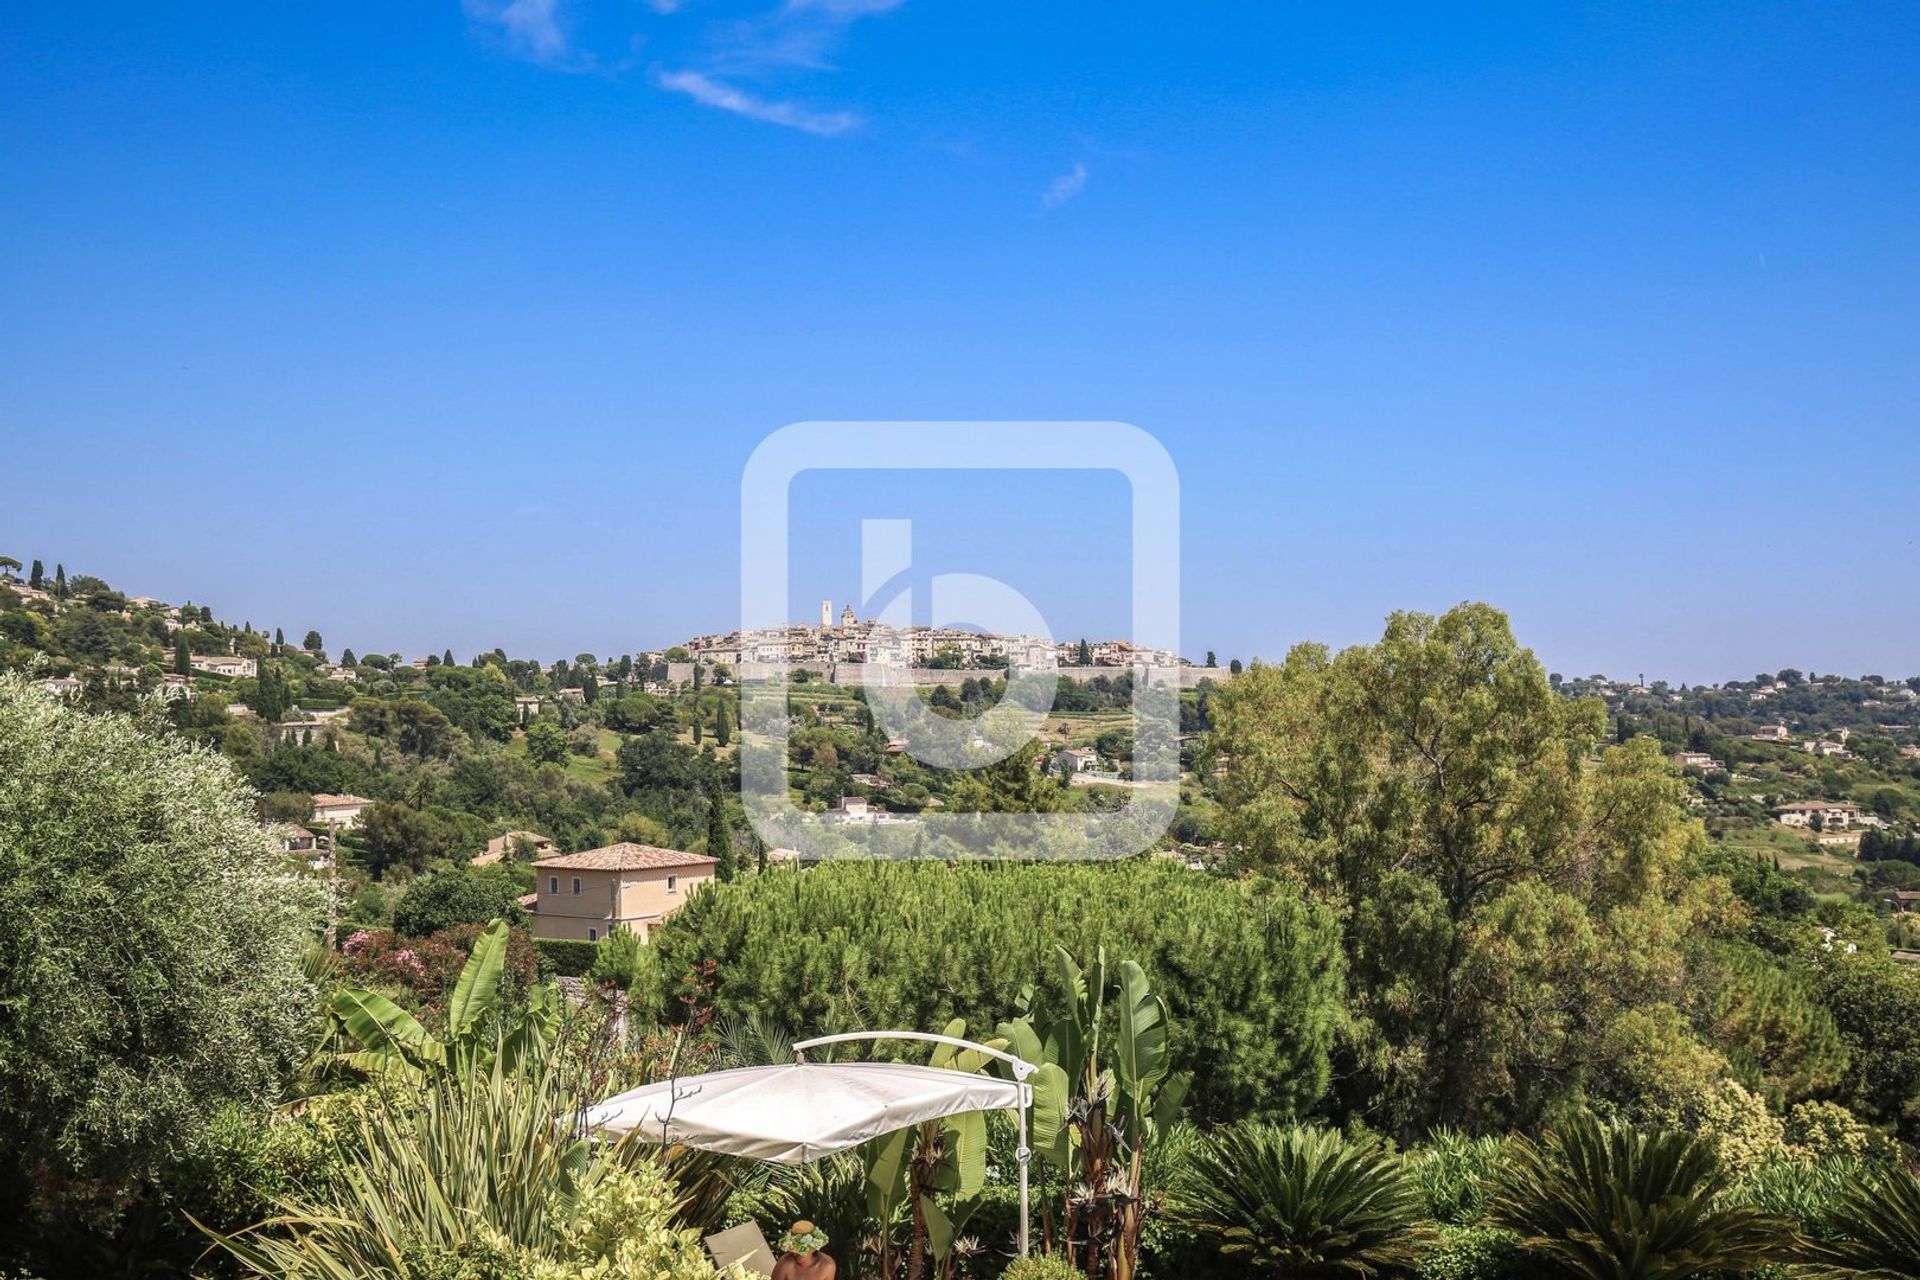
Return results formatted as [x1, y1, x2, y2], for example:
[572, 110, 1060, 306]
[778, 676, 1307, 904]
[707, 779, 736, 881]
[28, 560, 43, 588]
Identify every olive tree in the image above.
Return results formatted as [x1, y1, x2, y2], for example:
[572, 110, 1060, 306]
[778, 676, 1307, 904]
[0, 674, 321, 1199]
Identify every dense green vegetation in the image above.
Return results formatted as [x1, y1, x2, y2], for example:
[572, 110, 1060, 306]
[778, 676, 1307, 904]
[9, 554, 1920, 1278]
[647, 860, 1341, 1120]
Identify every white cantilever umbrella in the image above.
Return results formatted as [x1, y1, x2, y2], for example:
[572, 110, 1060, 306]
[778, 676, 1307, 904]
[584, 1032, 1036, 1255]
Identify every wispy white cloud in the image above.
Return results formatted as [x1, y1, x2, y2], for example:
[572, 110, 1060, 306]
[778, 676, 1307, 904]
[464, 0, 568, 62]
[460, 0, 888, 133]
[1042, 162, 1089, 209]
[656, 69, 861, 135]
[784, 0, 905, 14]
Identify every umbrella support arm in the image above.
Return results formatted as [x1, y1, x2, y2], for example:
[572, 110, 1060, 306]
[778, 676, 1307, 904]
[792, 1030, 1038, 1079]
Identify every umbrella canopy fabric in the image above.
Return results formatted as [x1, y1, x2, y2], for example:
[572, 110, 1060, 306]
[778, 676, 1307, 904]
[585, 1061, 1026, 1164]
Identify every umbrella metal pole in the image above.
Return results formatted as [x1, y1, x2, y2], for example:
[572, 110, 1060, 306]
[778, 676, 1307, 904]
[1017, 1100, 1031, 1257]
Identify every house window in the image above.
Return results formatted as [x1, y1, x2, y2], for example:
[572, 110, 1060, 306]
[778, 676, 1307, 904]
[587, 927, 598, 942]
[667, 875, 678, 893]
[571, 876, 581, 895]
[548, 876, 558, 894]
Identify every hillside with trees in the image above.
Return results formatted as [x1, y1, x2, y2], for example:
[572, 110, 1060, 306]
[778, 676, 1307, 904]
[9, 555, 1920, 1278]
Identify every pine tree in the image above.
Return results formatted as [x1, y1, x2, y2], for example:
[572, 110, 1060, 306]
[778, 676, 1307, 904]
[304, 630, 324, 653]
[341, 647, 356, 666]
[28, 559, 43, 589]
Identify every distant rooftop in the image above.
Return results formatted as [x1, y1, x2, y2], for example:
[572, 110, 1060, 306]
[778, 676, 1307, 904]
[532, 842, 715, 872]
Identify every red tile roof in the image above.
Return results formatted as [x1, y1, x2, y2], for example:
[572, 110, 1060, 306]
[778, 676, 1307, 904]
[532, 842, 716, 872]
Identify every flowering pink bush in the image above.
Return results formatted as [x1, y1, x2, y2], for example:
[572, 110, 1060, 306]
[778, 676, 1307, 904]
[336, 922, 537, 1015]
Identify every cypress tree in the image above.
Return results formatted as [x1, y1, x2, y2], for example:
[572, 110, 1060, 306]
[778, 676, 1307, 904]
[53, 564, 66, 598]
[173, 636, 191, 677]
[28, 560, 43, 589]
[708, 779, 736, 881]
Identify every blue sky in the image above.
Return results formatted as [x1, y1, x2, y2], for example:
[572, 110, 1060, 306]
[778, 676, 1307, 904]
[1, 2, 1915, 683]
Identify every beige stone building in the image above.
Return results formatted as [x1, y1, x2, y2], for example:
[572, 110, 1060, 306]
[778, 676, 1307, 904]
[311, 792, 373, 829]
[528, 843, 717, 942]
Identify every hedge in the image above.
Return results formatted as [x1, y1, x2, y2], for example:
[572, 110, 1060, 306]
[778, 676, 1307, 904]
[647, 859, 1345, 1122]
[534, 937, 600, 978]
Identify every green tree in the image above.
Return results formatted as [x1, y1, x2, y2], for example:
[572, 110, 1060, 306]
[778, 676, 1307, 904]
[525, 717, 568, 766]
[174, 634, 192, 677]
[0, 674, 320, 1220]
[1207, 604, 1710, 1134]
[0, 556, 18, 577]
[52, 563, 66, 597]
[391, 867, 531, 937]
[706, 777, 736, 880]
[28, 559, 43, 588]
[358, 801, 481, 876]
[303, 629, 324, 653]
[254, 661, 292, 721]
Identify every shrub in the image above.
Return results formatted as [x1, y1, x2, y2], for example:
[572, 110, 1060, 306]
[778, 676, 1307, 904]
[1171, 1122, 1433, 1276]
[1488, 1115, 1795, 1278]
[1001, 1258, 1082, 1280]
[391, 864, 530, 937]
[1410, 1130, 1513, 1224]
[1417, 1225, 1525, 1280]
[535, 938, 600, 978]
[338, 922, 537, 1014]
[587, 925, 651, 990]
[204, 1052, 729, 1279]
[1800, 1162, 1920, 1277]
[648, 860, 1344, 1119]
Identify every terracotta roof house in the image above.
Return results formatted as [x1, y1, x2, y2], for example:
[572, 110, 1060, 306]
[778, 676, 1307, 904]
[473, 830, 558, 866]
[528, 843, 716, 942]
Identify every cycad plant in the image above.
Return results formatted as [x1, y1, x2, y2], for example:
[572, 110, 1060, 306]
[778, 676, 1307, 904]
[1798, 1160, 1920, 1278]
[1172, 1121, 1432, 1277]
[1487, 1114, 1796, 1279]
